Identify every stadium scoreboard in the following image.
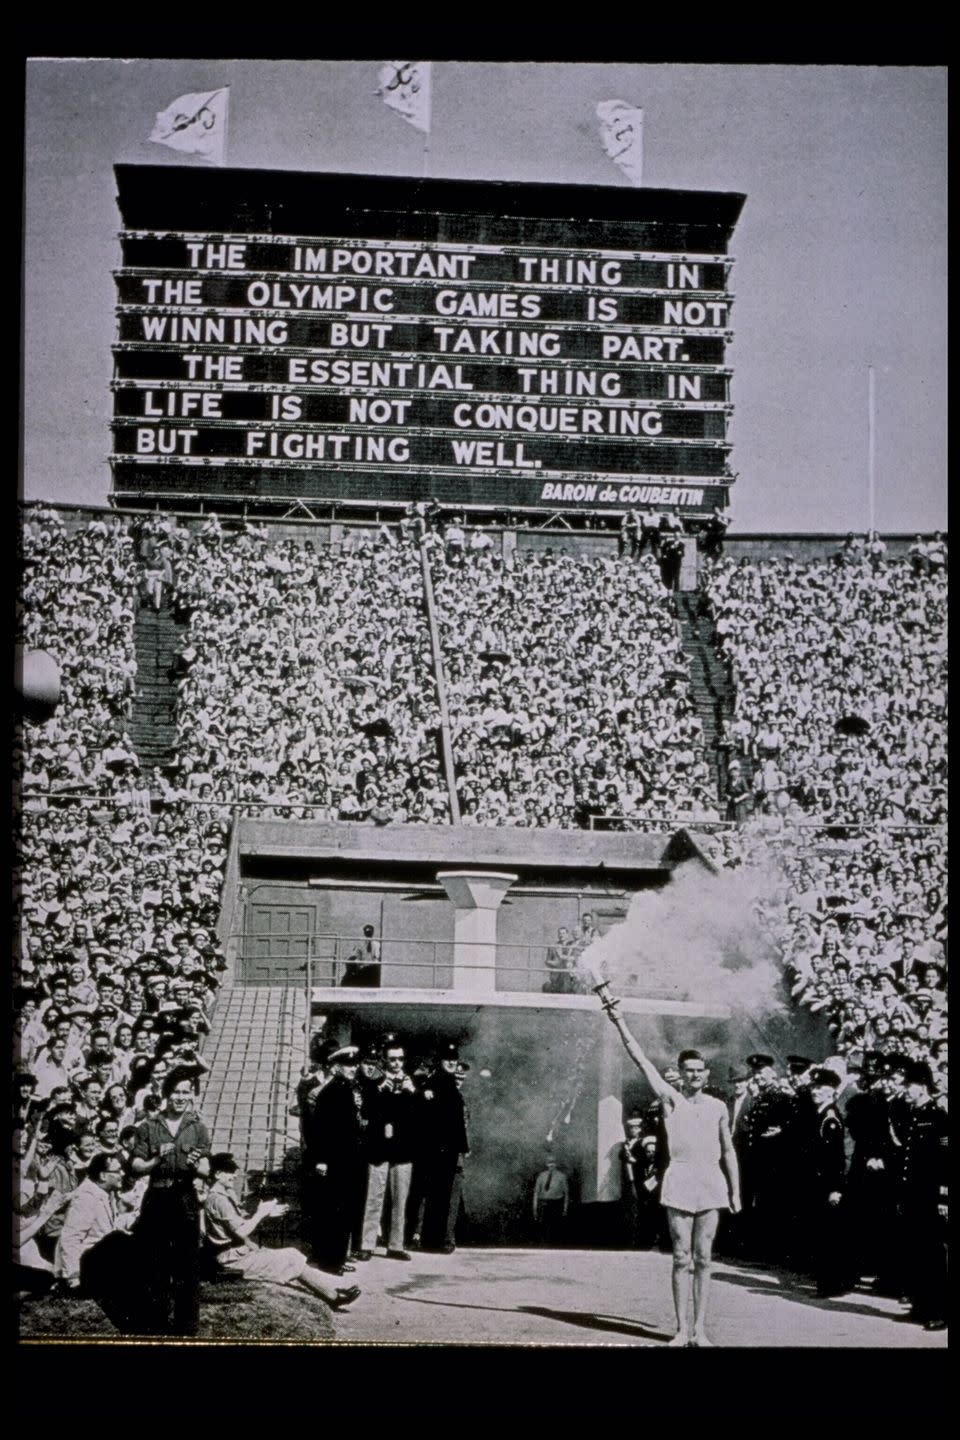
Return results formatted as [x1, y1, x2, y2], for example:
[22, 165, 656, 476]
[111, 166, 745, 518]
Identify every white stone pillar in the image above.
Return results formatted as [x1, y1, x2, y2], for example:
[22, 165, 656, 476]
[595, 1020, 624, 1202]
[436, 870, 517, 994]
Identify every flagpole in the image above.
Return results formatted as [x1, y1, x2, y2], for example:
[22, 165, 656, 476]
[423, 66, 431, 177]
[220, 87, 229, 168]
[868, 364, 876, 533]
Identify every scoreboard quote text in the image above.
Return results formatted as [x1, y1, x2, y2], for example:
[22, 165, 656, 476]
[113, 229, 736, 513]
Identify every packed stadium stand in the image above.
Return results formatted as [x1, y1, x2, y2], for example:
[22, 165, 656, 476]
[164, 518, 448, 824]
[431, 546, 718, 828]
[701, 544, 948, 826]
[15, 504, 947, 1292]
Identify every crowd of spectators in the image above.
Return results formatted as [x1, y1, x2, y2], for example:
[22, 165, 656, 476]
[703, 542, 947, 825]
[161, 517, 448, 824]
[699, 816, 948, 1096]
[15, 507, 228, 1290]
[692, 540, 947, 1088]
[15, 505, 946, 1328]
[431, 547, 719, 827]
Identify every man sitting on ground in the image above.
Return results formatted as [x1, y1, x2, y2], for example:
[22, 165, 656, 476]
[202, 1153, 360, 1310]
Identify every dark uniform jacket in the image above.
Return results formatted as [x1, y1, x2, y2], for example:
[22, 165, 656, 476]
[845, 1086, 899, 1176]
[738, 1083, 794, 1199]
[304, 1073, 363, 1165]
[900, 1100, 948, 1214]
[740, 1084, 793, 1150]
[795, 1094, 846, 1199]
[421, 1071, 469, 1156]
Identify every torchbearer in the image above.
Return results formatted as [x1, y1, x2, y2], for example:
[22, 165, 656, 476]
[597, 979, 741, 1347]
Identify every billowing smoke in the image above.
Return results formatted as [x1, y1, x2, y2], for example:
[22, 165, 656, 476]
[457, 1007, 599, 1243]
[576, 859, 787, 1019]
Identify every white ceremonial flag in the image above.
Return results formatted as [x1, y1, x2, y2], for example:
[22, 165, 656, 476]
[149, 87, 229, 165]
[596, 100, 644, 186]
[376, 62, 431, 133]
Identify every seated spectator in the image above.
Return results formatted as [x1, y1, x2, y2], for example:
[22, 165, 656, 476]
[54, 1151, 140, 1290]
[202, 1153, 360, 1308]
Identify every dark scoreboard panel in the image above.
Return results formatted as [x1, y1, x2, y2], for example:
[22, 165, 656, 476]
[111, 167, 745, 516]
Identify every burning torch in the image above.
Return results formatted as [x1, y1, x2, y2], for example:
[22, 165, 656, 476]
[583, 955, 620, 1014]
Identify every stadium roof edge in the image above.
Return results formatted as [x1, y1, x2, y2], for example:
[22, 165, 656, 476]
[238, 817, 696, 872]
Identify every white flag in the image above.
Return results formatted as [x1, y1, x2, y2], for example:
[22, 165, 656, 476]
[376, 62, 431, 134]
[149, 88, 229, 165]
[596, 100, 644, 186]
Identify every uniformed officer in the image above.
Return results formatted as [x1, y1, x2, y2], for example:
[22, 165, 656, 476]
[294, 1044, 328, 1147]
[898, 1058, 947, 1329]
[798, 1066, 850, 1297]
[448, 1062, 472, 1242]
[843, 1050, 898, 1286]
[784, 1055, 814, 1091]
[869, 1053, 912, 1297]
[738, 1053, 791, 1261]
[619, 1113, 646, 1244]
[302, 1044, 364, 1276]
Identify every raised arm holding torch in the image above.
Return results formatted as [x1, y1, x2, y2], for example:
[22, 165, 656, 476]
[598, 982, 740, 1347]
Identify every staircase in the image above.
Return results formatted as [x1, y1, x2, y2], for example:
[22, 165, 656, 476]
[674, 589, 739, 801]
[200, 984, 308, 1182]
[131, 601, 183, 772]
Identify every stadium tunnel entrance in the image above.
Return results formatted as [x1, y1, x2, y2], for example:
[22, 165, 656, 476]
[311, 993, 732, 1248]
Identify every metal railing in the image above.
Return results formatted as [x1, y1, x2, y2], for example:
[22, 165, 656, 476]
[233, 931, 690, 1013]
[19, 788, 945, 835]
[239, 933, 564, 989]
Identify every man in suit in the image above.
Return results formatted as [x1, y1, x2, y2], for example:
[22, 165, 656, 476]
[302, 1044, 364, 1276]
[719, 1066, 751, 1258]
[352, 1045, 385, 1257]
[728, 1066, 751, 1138]
[356, 1036, 420, 1261]
[418, 1042, 471, 1254]
[619, 1113, 646, 1245]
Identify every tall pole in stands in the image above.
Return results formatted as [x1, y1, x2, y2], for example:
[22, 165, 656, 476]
[868, 364, 876, 534]
[418, 539, 462, 824]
